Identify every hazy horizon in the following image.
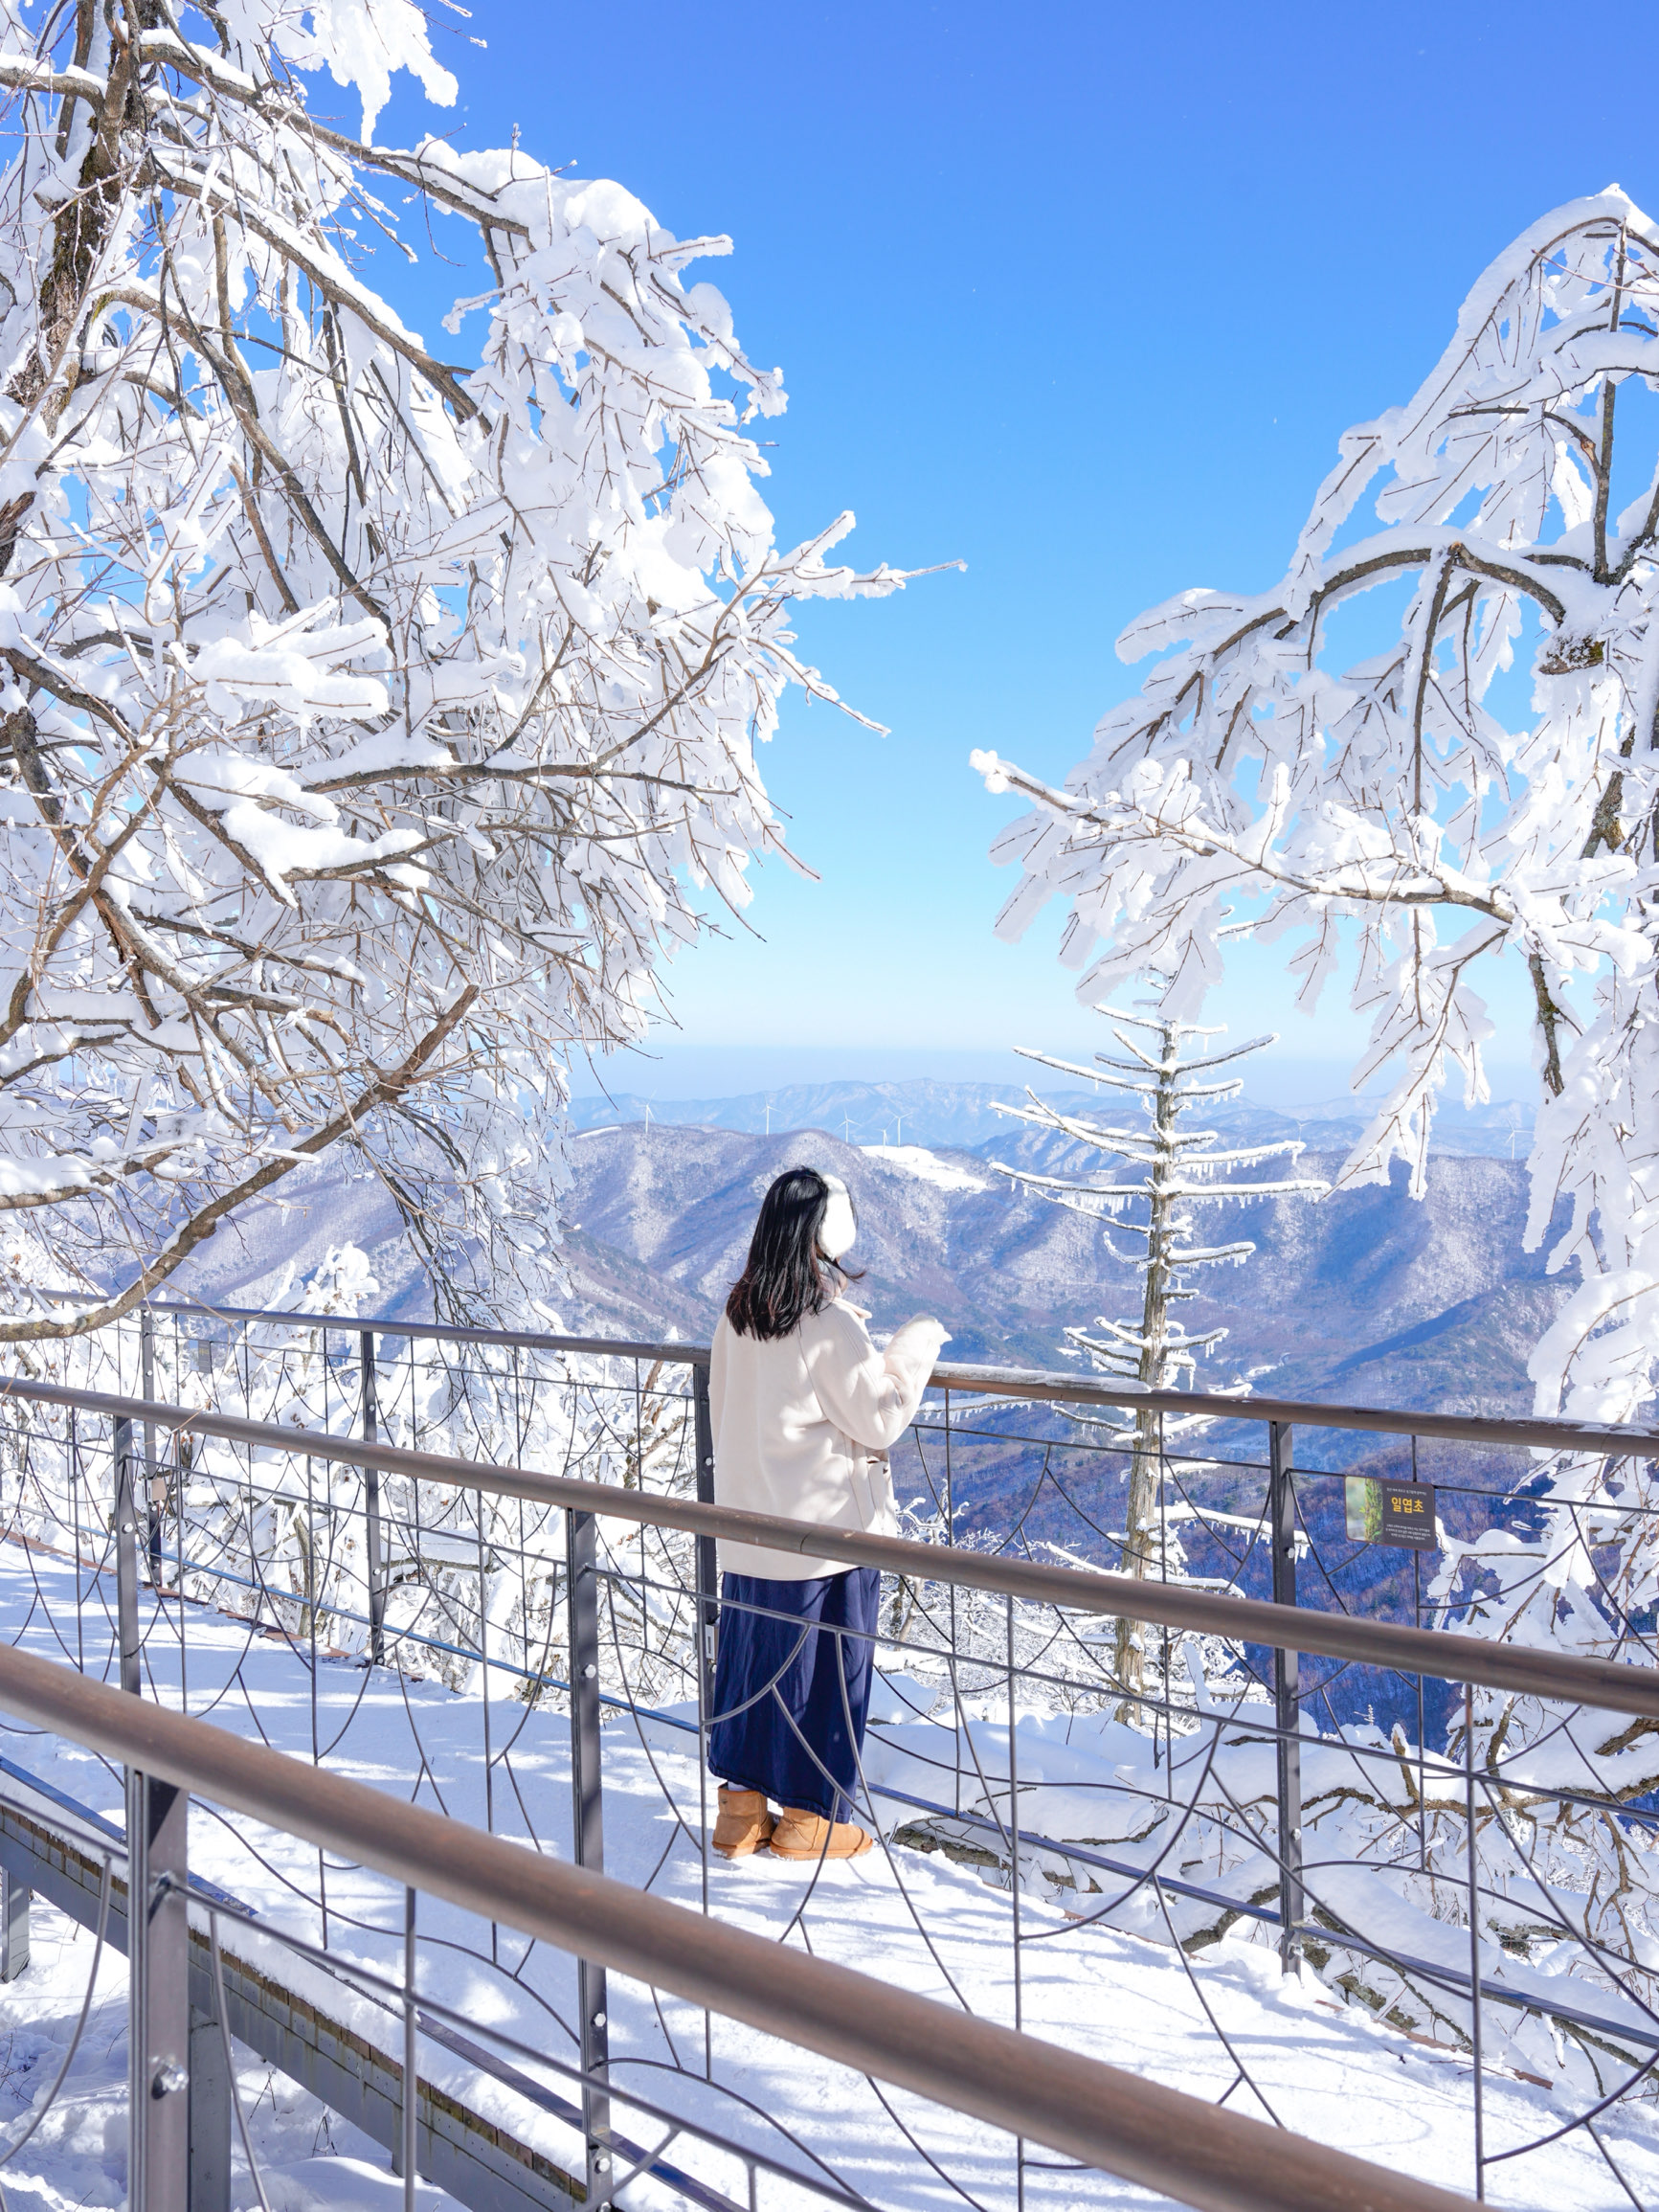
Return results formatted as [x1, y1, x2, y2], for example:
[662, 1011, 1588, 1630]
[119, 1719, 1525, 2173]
[562, 1044, 1542, 1114]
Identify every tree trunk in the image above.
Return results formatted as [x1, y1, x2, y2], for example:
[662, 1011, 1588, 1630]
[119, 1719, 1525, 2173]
[1113, 1038, 1177, 1722]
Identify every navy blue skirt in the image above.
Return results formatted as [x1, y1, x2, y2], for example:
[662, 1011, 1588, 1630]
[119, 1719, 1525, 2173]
[707, 1568, 881, 1824]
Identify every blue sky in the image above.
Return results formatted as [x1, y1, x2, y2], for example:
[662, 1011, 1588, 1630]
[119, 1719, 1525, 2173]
[372, 1, 1653, 1104]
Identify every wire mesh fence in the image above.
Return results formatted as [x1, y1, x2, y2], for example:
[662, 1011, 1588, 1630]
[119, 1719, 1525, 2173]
[0, 1303, 1652, 2209]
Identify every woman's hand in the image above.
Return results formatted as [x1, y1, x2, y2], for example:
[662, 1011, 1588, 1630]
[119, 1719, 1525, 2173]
[886, 1316, 950, 1381]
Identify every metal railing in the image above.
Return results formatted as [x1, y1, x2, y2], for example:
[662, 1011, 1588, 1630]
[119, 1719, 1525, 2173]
[0, 1631, 1483, 2212]
[0, 1304, 1651, 2209]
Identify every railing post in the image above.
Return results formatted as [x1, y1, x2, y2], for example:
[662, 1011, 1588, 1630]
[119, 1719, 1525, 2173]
[392, 1885, 420, 2186]
[566, 1506, 611, 2208]
[126, 1772, 191, 2209]
[692, 1362, 718, 1715]
[361, 1330, 385, 1666]
[188, 2003, 231, 2212]
[115, 1408, 192, 2205]
[114, 1417, 142, 1695]
[1268, 1420, 1303, 1975]
[0, 1867, 30, 1982]
[140, 1307, 163, 1588]
[1464, 1684, 1486, 2198]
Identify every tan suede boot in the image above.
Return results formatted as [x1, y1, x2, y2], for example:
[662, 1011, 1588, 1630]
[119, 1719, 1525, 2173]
[770, 1807, 873, 1861]
[711, 1786, 775, 1859]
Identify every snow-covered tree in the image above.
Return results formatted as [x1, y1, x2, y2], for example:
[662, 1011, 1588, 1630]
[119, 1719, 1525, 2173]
[968, 192, 1659, 1976]
[971, 189, 1659, 1433]
[989, 1012, 1323, 1703]
[0, 0, 930, 1337]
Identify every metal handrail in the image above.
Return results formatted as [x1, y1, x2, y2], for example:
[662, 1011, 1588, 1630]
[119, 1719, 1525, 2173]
[0, 1634, 1470, 2212]
[6, 1309, 1657, 2205]
[86, 1293, 1659, 1456]
[0, 1368, 1655, 1722]
[927, 1359, 1659, 1458]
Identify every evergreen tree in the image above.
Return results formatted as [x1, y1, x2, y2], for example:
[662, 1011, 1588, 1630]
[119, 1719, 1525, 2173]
[991, 1011, 1324, 1706]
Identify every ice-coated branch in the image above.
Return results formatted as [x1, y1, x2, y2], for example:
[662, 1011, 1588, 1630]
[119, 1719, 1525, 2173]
[973, 187, 1659, 1428]
[0, 0, 943, 1328]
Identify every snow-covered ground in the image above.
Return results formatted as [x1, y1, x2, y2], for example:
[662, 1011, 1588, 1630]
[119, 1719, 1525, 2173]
[0, 1905, 451, 2211]
[0, 1547, 1651, 2211]
[859, 1144, 990, 1195]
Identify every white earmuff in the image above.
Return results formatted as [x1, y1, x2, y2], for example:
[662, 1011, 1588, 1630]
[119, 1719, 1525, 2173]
[818, 1172, 857, 1261]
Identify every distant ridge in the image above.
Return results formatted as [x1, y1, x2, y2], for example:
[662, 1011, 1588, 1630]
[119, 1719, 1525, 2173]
[567, 1076, 1535, 1160]
[560, 1118, 1570, 1416]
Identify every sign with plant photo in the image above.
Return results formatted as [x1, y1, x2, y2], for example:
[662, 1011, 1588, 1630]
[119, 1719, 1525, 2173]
[1345, 1478, 1438, 1550]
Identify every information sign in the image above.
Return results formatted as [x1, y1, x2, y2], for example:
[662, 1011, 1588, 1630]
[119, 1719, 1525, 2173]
[1344, 1477, 1438, 1549]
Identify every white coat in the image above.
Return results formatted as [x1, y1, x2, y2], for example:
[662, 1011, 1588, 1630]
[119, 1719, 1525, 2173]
[708, 1297, 947, 1581]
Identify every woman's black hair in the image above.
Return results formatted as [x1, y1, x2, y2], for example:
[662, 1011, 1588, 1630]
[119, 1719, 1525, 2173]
[725, 1166, 861, 1340]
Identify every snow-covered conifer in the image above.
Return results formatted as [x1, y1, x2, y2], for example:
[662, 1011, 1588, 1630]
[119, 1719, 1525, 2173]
[991, 1012, 1323, 1704]
[0, 0, 928, 1333]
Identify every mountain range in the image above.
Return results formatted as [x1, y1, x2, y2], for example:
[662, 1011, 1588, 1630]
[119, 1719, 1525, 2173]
[131, 1088, 1566, 1740]
[566, 1076, 1536, 1161]
[139, 1077, 1562, 1431]
[561, 1114, 1566, 1424]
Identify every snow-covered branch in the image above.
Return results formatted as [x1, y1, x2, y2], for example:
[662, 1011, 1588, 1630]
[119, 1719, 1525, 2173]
[974, 189, 1659, 1426]
[0, 0, 937, 1327]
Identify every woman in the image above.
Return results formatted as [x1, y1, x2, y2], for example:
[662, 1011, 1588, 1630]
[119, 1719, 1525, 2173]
[707, 1165, 947, 1862]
